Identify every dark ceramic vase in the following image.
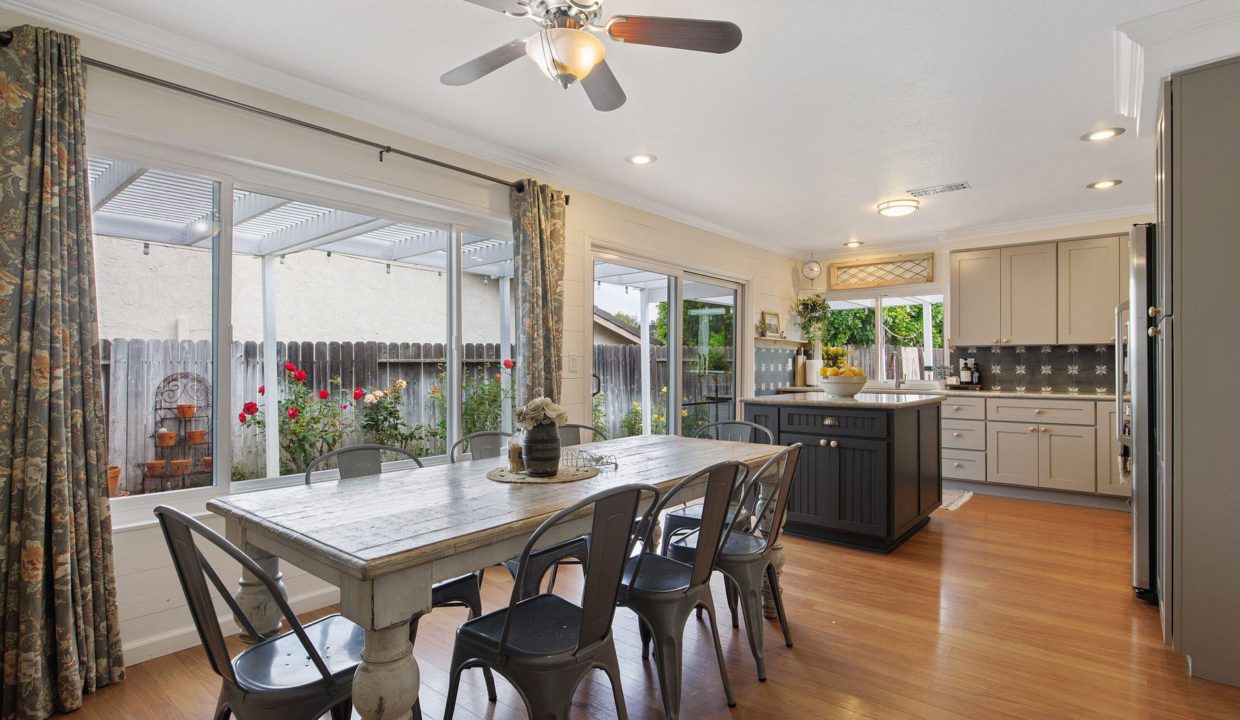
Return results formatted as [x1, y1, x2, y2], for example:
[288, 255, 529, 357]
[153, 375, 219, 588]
[522, 422, 561, 477]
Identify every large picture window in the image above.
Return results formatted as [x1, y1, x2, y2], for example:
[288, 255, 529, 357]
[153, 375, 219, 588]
[825, 291, 945, 384]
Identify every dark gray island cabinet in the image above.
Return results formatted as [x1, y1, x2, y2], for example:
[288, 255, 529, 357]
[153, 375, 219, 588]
[743, 392, 945, 552]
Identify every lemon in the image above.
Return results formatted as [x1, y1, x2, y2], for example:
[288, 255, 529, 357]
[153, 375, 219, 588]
[826, 367, 841, 377]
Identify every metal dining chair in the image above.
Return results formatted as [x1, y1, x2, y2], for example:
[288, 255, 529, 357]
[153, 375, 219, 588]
[620, 461, 746, 720]
[154, 505, 361, 720]
[557, 423, 607, 446]
[303, 443, 422, 484]
[302, 444, 496, 718]
[658, 421, 772, 556]
[667, 444, 803, 681]
[443, 483, 659, 720]
[448, 431, 512, 462]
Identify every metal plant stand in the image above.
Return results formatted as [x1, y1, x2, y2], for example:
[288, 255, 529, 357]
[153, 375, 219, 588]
[141, 372, 213, 494]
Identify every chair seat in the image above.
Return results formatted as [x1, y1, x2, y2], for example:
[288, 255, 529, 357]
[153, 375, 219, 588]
[665, 504, 742, 522]
[433, 573, 480, 607]
[233, 614, 363, 693]
[621, 553, 694, 595]
[670, 531, 766, 559]
[458, 594, 582, 657]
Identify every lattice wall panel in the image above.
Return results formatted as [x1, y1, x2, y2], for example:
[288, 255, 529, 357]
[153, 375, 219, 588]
[828, 253, 934, 290]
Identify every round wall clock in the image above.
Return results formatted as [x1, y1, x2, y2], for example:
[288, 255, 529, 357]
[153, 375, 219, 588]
[801, 260, 822, 280]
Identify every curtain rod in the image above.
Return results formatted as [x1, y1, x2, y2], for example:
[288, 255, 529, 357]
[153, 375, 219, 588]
[1, 29, 559, 198]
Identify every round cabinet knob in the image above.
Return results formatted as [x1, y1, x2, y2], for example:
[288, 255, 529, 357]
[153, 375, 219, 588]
[819, 439, 829, 446]
[1002, 338, 1011, 343]
[1041, 427, 1052, 433]
[1148, 306, 1164, 318]
[830, 440, 839, 448]
[953, 432, 963, 438]
[953, 462, 964, 468]
[1028, 426, 1038, 432]
[1034, 409, 1044, 415]
[992, 338, 1000, 344]
[1148, 326, 1162, 337]
[952, 405, 962, 410]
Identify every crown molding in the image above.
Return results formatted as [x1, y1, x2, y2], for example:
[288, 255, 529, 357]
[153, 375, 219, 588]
[1115, 0, 1240, 137]
[0, 0, 759, 249]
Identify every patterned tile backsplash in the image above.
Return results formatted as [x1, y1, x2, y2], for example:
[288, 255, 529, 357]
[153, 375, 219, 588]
[754, 346, 797, 395]
[951, 344, 1117, 395]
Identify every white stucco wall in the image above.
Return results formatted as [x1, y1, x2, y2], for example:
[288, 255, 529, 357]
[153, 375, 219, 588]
[94, 235, 503, 342]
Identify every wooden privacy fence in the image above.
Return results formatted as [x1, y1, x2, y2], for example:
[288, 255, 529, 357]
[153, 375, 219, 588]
[592, 344, 735, 439]
[101, 338, 510, 491]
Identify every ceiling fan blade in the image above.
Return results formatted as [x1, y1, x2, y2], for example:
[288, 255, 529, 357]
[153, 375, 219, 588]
[459, 0, 529, 16]
[441, 38, 528, 86]
[606, 16, 742, 53]
[581, 60, 626, 111]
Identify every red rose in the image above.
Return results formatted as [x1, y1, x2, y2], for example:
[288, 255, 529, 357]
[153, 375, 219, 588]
[502, 358, 515, 369]
[293, 369, 307, 382]
[258, 384, 265, 396]
[243, 401, 259, 415]
[353, 387, 364, 400]
[340, 404, 348, 410]
[318, 389, 330, 399]
[287, 407, 300, 419]
[238, 412, 247, 424]
[430, 386, 438, 395]
[284, 362, 297, 372]
[495, 373, 501, 381]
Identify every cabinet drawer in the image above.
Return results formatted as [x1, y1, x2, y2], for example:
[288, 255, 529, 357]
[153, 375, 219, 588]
[941, 397, 986, 420]
[942, 450, 986, 482]
[780, 407, 887, 438]
[985, 398, 1095, 426]
[942, 419, 986, 451]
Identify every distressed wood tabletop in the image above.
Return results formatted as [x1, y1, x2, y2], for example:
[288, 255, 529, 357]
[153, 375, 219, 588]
[208, 435, 779, 581]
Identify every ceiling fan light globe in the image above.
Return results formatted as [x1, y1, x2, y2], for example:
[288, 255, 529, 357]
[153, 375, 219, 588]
[525, 28, 605, 85]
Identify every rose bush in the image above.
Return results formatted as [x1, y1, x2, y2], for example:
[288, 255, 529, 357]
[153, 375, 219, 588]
[238, 363, 350, 474]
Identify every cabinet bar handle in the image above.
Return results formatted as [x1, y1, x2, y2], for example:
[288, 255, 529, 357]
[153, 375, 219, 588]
[822, 417, 839, 426]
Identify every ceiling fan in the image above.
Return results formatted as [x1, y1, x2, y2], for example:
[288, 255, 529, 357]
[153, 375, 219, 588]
[440, 0, 742, 111]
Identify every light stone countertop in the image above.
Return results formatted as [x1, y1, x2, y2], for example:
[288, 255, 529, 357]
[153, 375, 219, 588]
[741, 391, 947, 409]
[772, 386, 1116, 401]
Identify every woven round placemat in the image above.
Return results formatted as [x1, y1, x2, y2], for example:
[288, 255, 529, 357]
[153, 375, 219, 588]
[486, 466, 600, 484]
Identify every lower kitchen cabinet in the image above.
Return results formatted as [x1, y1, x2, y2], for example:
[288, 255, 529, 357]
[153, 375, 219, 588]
[783, 433, 888, 538]
[1038, 423, 1095, 492]
[987, 422, 1040, 487]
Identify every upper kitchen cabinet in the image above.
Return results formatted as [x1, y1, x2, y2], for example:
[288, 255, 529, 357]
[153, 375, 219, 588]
[949, 248, 1001, 346]
[1058, 236, 1122, 344]
[1001, 242, 1058, 345]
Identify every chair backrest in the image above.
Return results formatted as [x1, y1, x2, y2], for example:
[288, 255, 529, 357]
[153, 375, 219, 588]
[304, 444, 423, 485]
[153, 506, 338, 692]
[558, 423, 607, 447]
[724, 444, 803, 554]
[501, 484, 658, 656]
[641, 461, 746, 589]
[449, 431, 512, 462]
[693, 420, 774, 444]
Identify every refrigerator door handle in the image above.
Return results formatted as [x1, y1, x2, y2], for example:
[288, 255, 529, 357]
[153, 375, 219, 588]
[1115, 302, 1129, 444]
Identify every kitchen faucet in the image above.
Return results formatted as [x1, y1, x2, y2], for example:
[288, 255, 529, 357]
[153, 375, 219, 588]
[890, 350, 903, 389]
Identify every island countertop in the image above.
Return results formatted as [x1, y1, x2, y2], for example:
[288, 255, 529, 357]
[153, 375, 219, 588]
[773, 386, 1117, 401]
[741, 391, 946, 409]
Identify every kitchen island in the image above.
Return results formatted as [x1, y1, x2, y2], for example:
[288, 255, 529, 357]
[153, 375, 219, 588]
[742, 392, 945, 552]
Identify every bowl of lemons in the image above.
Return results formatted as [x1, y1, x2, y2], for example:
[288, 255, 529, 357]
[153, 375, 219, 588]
[817, 364, 868, 398]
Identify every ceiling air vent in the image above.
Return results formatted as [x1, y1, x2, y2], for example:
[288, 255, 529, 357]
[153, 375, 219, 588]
[906, 181, 971, 197]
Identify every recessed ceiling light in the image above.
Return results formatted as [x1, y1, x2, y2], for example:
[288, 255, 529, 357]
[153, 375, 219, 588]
[877, 198, 919, 217]
[1087, 179, 1123, 190]
[1081, 127, 1126, 142]
[843, 240, 864, 248]
[626, 153, 657, 165]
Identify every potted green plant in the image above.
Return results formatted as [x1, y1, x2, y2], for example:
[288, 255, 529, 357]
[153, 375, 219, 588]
[515, 396, 568, 477]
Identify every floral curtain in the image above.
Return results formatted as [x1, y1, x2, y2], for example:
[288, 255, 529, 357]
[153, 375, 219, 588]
[0, 26, 125, 720]
[510, 180, 566, 404]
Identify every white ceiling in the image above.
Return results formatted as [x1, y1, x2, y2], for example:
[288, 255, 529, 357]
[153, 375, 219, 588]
[12, 0, 1199, 255]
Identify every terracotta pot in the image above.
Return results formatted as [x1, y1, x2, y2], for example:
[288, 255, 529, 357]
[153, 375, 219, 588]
[201, 456, 212, 471]
[143, 460, 167, 477]
[170, 459, 192, 475]
[176, 403, 197, 418]
[521, 422, 561, 477]
[186, 429, 208, 445]
[155, 430, 177, 447]
[107, 465, 121, 497]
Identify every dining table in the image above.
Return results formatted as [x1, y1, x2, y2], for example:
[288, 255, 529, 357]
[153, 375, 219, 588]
[207, 433, 782, 720]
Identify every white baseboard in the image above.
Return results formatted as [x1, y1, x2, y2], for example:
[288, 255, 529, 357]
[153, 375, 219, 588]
[122, 586, 341, 665]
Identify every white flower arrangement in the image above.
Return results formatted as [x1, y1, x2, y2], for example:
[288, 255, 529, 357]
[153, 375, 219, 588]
[515, 396, 568, 430]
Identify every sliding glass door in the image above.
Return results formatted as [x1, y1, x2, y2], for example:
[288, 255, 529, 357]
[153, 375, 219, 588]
[681, 275, 739, 435]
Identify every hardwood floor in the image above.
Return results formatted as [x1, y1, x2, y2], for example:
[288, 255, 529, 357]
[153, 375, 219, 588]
[60, 495, 1240, 719]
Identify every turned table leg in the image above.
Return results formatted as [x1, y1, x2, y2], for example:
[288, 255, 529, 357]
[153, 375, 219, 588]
[226, 520, 287, 642]
[343, 567, 430, 720]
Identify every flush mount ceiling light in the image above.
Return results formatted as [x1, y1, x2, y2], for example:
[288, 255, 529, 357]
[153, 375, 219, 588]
[1087, 179, 1123, 190]
[525, 27, 606, 86]
[626, 153, 657, 165]
[1081, 127, 1126, 142]
[843, 240, 864, 248]
[877, 199, 919, 217]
